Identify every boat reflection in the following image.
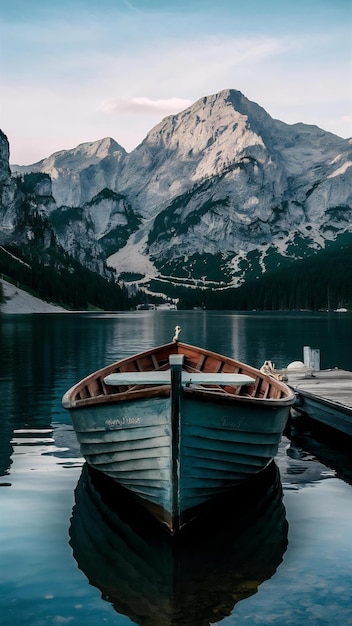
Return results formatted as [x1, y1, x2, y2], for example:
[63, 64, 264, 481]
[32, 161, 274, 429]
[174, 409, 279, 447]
[69, 462, 288, 625]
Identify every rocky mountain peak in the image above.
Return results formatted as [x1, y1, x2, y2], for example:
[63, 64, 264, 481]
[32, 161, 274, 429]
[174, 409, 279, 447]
[11, 137, 127, 208]
[0, 130, 11, 184]
[4, 90, 352, 297]
[141, 88, 269, 157]
[14, 136, 125, 174]
[117, 89, 274, 217]
[0, 130, 18, 228]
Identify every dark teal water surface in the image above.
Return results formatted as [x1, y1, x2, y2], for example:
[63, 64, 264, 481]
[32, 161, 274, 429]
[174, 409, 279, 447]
[0, 311, 351, 626]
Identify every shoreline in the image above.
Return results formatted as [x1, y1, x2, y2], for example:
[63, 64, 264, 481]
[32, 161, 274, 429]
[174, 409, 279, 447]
[0, 279, 67, 314]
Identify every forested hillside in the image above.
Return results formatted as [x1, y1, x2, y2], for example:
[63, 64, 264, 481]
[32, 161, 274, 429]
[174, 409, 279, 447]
[0, 245, 138, 311]
[157, 235, 352, 311]
[2, 233, 351, 312]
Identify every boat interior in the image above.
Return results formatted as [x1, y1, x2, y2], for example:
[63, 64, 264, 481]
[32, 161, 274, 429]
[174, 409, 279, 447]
[65, 342, 292, 407]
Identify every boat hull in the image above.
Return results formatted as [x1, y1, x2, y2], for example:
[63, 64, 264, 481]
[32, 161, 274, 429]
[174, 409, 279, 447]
[69, 388, 290, 531]
[64, 340, 295, 532]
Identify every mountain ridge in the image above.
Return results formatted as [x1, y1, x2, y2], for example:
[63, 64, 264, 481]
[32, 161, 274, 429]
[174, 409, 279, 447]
[5, 88, 352, 295]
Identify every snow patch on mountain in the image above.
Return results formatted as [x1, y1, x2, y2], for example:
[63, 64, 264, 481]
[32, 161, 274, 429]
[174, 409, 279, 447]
[327, 160, 352, 178]
[1, 279, 66, 313]
[107, 225, 157, 283]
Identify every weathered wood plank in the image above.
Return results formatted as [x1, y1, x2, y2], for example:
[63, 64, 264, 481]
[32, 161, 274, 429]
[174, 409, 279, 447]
[285, 368, 352, 436]
[286, 369, 352, 410]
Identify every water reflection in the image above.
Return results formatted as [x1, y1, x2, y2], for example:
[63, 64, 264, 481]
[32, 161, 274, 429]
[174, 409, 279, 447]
[285, 432, 352, 487]
[69, 462, 288, 626]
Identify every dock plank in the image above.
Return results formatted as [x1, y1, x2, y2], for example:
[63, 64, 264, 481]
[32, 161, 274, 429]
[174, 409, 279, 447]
[286, 369, 352, 409]
[283, 368, 352, 436]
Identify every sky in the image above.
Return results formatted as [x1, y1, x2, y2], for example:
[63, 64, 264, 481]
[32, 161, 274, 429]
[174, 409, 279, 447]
[0, 0, 351, 165]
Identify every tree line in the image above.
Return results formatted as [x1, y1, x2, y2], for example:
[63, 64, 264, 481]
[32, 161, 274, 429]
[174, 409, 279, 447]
[158, 237, 352, 311]
[1, 235, 351, 313]
[0, 244, 139, 311]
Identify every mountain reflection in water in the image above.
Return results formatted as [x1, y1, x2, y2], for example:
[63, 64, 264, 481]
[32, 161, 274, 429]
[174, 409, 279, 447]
[69, 462, 288, 626]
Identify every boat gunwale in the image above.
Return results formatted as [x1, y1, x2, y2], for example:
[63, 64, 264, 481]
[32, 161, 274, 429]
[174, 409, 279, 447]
[62, 341, 295, 410]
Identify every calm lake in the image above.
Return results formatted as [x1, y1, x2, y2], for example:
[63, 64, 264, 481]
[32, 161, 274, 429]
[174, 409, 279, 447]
[1, 310, 352, 626]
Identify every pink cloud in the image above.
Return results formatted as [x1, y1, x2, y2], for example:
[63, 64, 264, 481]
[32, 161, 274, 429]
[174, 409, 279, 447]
[100, 96, 193, 116]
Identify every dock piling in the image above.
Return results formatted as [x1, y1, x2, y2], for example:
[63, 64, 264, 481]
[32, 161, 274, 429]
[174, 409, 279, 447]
[303, 346, 320, 371]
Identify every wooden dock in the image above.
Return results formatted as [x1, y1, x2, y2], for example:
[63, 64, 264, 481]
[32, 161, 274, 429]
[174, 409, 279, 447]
[283, 368, 352, 437]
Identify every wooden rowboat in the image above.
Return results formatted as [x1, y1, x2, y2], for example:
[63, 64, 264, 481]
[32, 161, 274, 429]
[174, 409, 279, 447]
[62, 331, 295, 533]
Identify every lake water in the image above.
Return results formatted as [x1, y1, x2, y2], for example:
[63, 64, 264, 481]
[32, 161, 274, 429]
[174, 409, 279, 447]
[0, 310, 352, 626]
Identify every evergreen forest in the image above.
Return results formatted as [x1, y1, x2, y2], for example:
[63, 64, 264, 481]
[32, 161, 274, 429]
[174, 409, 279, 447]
[1, 235, 351, 312]
[0, 244, 138, 311]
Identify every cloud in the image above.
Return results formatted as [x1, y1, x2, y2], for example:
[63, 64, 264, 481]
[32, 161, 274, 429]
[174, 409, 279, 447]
[2, 11, 350, 164]
[99, 96, 194, 116]
[341, 115, 352, 125]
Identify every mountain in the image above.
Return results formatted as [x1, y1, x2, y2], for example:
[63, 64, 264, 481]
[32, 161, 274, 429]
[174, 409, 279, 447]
[0, 132, 139, 311]
[7, 89, 352, 297]
[12, 137, 127, 208]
